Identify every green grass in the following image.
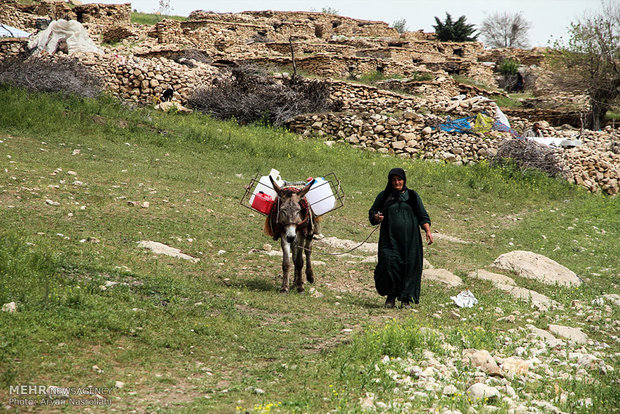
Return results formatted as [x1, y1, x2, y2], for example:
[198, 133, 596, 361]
[355, 71, 403, 85]
[494, 95, 523, 108]
[0, 86, 618, 412]
[451, 74, 499, 92]
[131, 12, 187, 25]
[605, 110, 620, 121]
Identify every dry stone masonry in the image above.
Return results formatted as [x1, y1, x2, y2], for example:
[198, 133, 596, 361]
[0, 0, 617, 195]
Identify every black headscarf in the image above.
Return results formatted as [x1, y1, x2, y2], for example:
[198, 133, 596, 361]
[381, 168, 408, 211]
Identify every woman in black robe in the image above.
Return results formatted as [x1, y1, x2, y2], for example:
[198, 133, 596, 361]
[368, 168, 433, 308]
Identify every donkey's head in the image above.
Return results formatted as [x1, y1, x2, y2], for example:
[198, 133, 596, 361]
[270, 176, 314, 244]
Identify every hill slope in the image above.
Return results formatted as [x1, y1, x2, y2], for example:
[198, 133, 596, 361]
[0, 87, 618, 412]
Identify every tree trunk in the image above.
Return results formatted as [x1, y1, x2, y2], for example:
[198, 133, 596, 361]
[588, 98, 608, 131]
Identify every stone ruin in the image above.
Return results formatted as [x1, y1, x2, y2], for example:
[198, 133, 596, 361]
[0, 0, 617, 195]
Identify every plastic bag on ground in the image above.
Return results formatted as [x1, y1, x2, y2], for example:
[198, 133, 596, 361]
[451, 289, 478, 308]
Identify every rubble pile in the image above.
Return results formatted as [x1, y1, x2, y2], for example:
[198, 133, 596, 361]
[561, 130, 620, 195]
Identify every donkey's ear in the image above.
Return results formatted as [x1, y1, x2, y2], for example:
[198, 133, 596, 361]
[297, 179, 315, 199]
[269, 175, 284, 198]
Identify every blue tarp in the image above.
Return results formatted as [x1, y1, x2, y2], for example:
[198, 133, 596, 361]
[437, 116, 475, 133]
[435, 114, 522, 139]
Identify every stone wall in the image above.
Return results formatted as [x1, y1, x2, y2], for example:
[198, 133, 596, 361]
[74, 53, 222, 104]
[0, 0, 130, 30]
[287, 110, 500, 162]
[0, 38, 27, 58]
[288, 109, 619, 195]
[187, 10, 398, 41]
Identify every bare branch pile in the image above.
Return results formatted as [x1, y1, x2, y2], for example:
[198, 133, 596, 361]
[493, 139, 566, 178]
[0, 55, 102, 99]
[187, 65, 333, 127]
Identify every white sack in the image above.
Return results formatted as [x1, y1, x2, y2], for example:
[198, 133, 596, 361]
[28, 19, 102, 55]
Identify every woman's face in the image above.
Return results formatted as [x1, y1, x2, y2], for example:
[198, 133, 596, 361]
[390, 175, 404, 191]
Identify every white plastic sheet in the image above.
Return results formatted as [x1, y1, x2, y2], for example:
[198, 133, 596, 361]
[0, 24, 31, 38]
[28, 19, 102, 55]
[451, 289, 478, 308]
[495, 106, 511, 128]
[528, 137, 582, 148]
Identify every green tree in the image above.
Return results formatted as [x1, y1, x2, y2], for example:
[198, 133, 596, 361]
[433, 12, 478, 42]
[552, 1, 620, 130]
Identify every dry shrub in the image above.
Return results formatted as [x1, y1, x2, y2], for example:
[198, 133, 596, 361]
[187, 65, 334, 126]
[492, 138, 566, 177]
[0, 54, 102, 98]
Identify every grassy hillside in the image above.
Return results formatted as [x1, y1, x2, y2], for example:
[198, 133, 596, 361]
[0, 86, 618, 412]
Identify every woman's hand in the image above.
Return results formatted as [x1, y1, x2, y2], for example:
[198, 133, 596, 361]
[421, 223, 433, 245]
[425, 230, 434, 245]
[373, 213, 384, 223]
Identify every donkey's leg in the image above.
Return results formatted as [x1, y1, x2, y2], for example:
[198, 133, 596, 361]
[280, 239, 292, 293]
[304, 238, 314, 284]
[293, 235, 305, 292]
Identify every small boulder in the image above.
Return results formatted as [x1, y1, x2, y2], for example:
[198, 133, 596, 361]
[422, 269, 462, 287]
[463, 349, 503, 377]
[492, 251, 581, 287]
[548, 324, 588, 344]
[467, 383, 500, 402]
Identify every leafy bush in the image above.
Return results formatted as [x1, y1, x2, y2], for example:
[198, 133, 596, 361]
[187, 65, 335, 126]
[433, 12, 478, 42]
[499, 58, 520, 75]
[391, 18, 408, 34]
[321, 7, 339, 15]
[0, 55, 102, 98]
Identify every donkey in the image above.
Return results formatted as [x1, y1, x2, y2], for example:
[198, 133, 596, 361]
[264, 176, 319, 293]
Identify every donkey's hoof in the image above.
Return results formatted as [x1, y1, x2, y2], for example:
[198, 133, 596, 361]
[279, 288, 289, 294]
[306, 273, 314, 284]
[296, 286, 305, 293]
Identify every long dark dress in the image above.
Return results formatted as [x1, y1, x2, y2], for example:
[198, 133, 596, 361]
[368, 190, 431, 303]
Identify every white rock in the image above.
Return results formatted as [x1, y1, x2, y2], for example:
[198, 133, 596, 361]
[463, 349, 503, 376]
[494, 283, 559, 311]
[501, 357, 530, 379]
[138, 241, 200, 263]
[548, 324, 588, 344]
[527, 324, 561, 347]
[467, 383, 500, 401]
[443, 385, 459, 395]
[422, 269, 463, 287]
[492, 251, 581, 286]
[601, 294, 620, 307]
[468, 270, 515, 286]
[115, 381, 124, 389]
[1, 302, 16, 313]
